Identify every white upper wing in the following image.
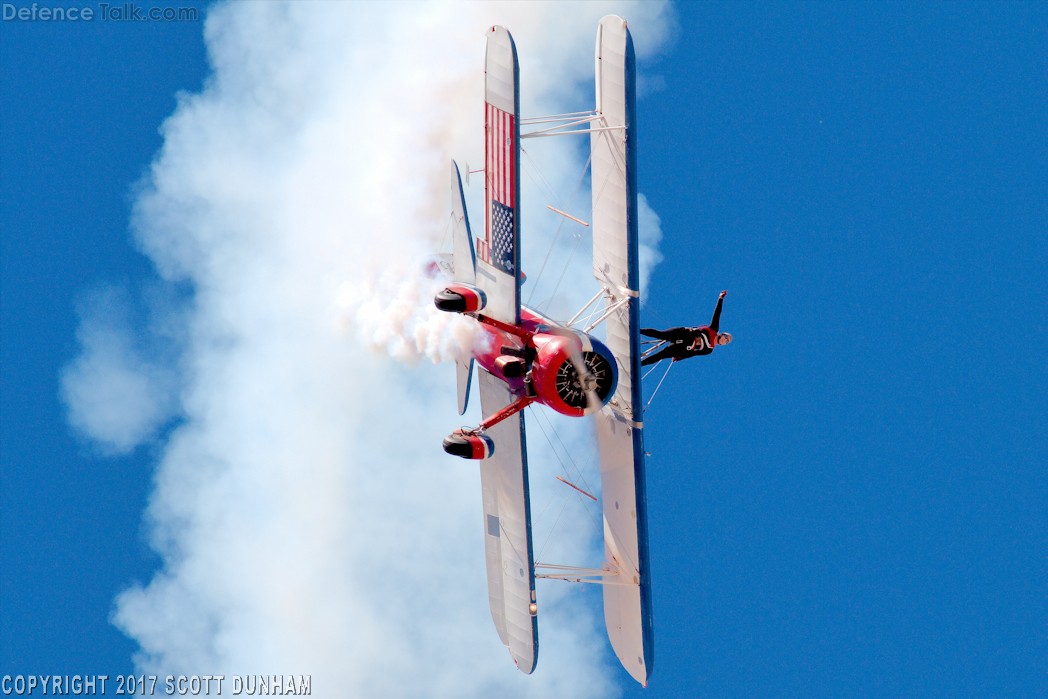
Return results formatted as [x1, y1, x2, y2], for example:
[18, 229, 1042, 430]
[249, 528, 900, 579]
[477, 369, 538, 673]
[591, 15, 654, 687]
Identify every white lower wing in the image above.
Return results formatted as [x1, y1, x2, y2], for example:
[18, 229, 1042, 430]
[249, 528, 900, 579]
[592, 15, 654, 686]
[477, 369, 538, 673]
[477, 26, 522, 326]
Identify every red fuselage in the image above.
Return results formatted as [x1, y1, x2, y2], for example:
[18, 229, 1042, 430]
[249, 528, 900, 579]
[473, 308, 617, 418]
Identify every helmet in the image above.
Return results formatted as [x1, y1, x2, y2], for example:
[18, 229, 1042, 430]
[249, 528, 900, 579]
[717, 332, 733, 346]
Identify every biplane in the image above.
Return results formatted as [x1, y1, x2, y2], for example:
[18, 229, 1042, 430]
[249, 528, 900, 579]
[433, 17, 654, 686]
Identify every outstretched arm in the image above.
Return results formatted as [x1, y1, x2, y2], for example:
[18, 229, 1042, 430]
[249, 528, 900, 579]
[710, 290, 727, 333]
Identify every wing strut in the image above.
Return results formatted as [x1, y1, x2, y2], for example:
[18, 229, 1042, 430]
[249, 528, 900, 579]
[534, 563, 636, 585]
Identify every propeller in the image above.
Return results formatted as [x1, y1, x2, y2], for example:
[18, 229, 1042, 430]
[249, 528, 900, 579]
[566, 340, 603, 414]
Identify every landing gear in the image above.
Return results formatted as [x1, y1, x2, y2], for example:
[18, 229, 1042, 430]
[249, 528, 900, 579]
[434, 284, 487, 313]
[443, 430, 495, 459]
[442, 394, 536, 460]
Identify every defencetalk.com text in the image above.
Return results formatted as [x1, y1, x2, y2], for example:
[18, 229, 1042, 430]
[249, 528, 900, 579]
[2, 3, 200, 22]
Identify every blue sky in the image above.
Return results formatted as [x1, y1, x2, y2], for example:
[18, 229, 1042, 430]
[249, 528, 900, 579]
[2, 1, 207, 675]
[2, 2, 1045, 697]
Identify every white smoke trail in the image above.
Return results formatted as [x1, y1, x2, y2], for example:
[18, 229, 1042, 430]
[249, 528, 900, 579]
[336, 271, 488, 364]
[63, 1, 671, 696]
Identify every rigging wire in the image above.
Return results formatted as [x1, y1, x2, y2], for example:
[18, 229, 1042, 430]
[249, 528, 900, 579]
[541, 233, 586, 312]
[529, 409, 576, 561]
[519, 144, 562, 206]
[527, 408, 573, 545]
[644, 359, 675, 412]
[527, 406, 603, 560]
[532, 405, 600, 504]
[438, 210, 454, 254]
[518, 143, 594, 312]
[520, 146, 569, 308]
[539, 152, 593, 312]
[641, 351, 668, 380]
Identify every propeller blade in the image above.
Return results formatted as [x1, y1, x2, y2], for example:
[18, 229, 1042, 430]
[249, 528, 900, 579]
[566, 341, 602, 413]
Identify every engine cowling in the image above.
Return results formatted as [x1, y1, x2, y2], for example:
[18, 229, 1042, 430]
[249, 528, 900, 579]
[529, 331, 617, 417]
[443, 430, 495, 459]
[434, 284, 486, 313]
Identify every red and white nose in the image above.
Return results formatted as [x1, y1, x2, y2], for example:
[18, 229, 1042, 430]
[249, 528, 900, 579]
[529, 332, 617, 417]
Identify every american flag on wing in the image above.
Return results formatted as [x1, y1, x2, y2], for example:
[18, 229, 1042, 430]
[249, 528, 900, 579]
[483, 101, 516, 276]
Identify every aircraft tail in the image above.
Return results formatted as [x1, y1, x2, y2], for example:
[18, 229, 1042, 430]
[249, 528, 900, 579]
[450, 161, 476, 414]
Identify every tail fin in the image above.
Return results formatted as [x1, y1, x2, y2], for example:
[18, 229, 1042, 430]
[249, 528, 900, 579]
[451, 161, 476, 285]
[451, 161, 476, 414]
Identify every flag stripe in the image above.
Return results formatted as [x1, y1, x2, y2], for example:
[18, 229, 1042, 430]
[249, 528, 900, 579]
[486, 103, 492, 256]
[484, 101, 516, 267]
